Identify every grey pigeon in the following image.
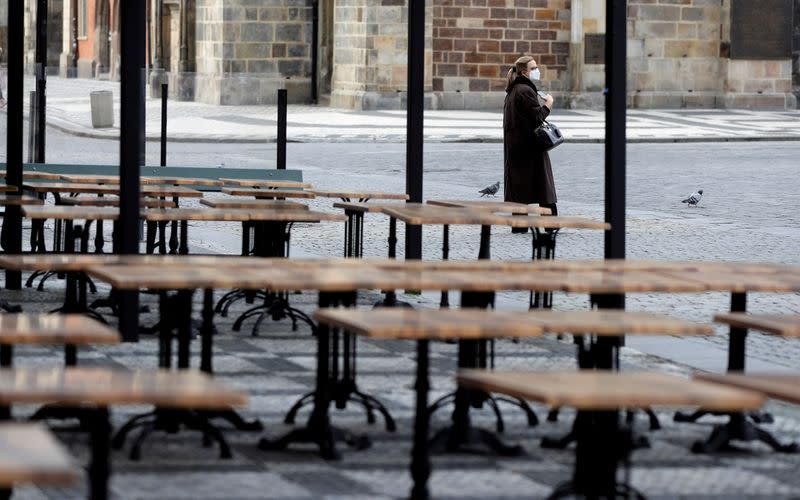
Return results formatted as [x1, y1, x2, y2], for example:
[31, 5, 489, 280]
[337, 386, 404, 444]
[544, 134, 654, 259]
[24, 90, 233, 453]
[681, 189, 703, 207]
[479, 181, 500, 197]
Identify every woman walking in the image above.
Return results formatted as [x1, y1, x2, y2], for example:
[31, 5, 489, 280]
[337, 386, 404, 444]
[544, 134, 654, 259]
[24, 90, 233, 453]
[503, 55, 556, 233]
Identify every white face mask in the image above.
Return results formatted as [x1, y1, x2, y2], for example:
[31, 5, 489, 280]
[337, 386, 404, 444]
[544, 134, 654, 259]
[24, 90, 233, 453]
[530, 68, 541, 81]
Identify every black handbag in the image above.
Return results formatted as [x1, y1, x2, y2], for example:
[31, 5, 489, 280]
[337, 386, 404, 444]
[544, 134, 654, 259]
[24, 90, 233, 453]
[533, 120, 564, 151]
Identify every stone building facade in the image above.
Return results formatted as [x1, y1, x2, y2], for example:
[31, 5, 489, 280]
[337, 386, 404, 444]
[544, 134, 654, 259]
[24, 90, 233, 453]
[22, 0, 797, 109]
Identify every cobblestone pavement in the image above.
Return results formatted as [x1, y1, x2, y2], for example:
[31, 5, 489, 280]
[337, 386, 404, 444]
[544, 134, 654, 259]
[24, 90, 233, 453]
[4, 138, 800, 497]
[5, 274, 800, 500]
[2, 76, 799, 142]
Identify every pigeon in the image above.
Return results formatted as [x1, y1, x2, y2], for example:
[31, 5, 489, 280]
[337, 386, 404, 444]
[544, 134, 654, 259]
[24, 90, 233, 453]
[479, 181, 500, 197]
[681, 189, 703, 207]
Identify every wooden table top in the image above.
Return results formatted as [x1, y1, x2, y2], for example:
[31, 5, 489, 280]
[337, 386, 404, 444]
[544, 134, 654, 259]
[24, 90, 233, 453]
[713, 313, 800, 337]
[23, 182, 120, 195]
[56, 174, 147, 185]
[695, 373, 800, 405]
[219, 178, 314, 189]
[0, 254, 261, 271]
[60, 196, 176, 208]
[0, 184, 18, 193]
[141, 208, 345, 222]
[23, 205, 120, 220]
[0, 194, 44, 206]
[428, 199, 552, 215]
[85, 262, 800, 294]
[0, 423, 79, 487]
[2, 172, 62, 181]
[458, 370, 765, 411]
[502, 215, 610, 230]
[313, 308, 713, 340]
[140, 185, 204, 198]
[332, 202, 399, 213]
[381, 204, 514, 225]
[0, 367, 247, 408]
[141, 176, 224, 187]
[0, 314, 119, 345]
[658, 270, 800, 293]
[221, 187, 316, 199]
[311, 190, 409, 200]
[200, 198, 309, 210]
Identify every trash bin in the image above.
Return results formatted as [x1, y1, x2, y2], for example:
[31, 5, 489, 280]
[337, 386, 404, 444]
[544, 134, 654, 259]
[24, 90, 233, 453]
[90, 90, 114, 128]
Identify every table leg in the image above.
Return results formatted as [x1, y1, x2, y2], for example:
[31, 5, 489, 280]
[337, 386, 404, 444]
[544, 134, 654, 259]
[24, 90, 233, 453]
[429, 291, 524, 456]
[440, 225, 450, 308]
[410, 339, 430, 500]
[179, 220, 189, 255]
[688, 292, 797, 453]
[88, 407, 111, 500]
[95, 220, 105, 253]
[259, 291, 368, 459]
[478, 224, 490, 259]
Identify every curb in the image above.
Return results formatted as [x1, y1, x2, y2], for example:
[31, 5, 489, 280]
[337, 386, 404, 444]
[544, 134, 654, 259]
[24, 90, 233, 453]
[6, 108, 800, 144]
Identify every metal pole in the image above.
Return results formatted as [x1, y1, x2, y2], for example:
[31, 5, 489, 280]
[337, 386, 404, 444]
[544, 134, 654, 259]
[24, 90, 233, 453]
[3, 0, 25, 289]
[602, 0, 627, 313]
[277, 89, 287, 170]
[118, 0, 146, 342]
[604, 0, 626, 262]
[405, 0, 424, 260]
[311, 0, 319, 103]
[27, 91, 37, 164]
[161, 82, 168, 166]
[34, 0, 48, 163]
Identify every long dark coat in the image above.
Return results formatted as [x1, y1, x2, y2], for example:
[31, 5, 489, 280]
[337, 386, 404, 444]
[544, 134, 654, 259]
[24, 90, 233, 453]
[503, 76, 557, 204]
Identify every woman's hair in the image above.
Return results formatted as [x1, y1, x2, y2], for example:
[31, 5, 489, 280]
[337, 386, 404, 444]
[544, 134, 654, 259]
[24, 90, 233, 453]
[505, 55, 534, 92]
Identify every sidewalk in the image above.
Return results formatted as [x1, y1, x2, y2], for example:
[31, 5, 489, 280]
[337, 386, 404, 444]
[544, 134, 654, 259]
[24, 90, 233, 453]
[5, 76, 800, 143]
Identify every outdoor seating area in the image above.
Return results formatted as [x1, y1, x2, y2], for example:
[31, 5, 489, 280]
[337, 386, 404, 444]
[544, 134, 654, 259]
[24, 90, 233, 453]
[1, 170, 800, 497]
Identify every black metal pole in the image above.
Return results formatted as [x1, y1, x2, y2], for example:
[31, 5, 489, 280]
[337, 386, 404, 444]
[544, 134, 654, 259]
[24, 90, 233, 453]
[405, 0, 424, 260]
[3, 0, 24, 289]
[161, 83, 168, 166]
[118, 0, 146, 342]
[602, 1, 627, 311]
[604, 0, 626, 262]
[277, 89, 287, 170]
[311, 0, 319, 103]
[34, 0, 48, 164]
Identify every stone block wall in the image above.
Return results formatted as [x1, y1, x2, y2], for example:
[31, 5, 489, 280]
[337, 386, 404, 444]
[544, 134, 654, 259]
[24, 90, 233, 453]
[627, 0, 724, 108]
[430, 0, 571, 109]
[723, 59, 795, 109]
[194, 0, 312, 105]
[330, 0, 433, 110]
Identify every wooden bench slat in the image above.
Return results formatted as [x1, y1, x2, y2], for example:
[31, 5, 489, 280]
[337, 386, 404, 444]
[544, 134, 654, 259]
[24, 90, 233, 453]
[458, 370, 765, 411]
[0, 367, 247, 408]
[60, 196, 176, 208]
[219, 178, 313, 189]
[333, 202, 399, 213]
[0, 195, 44, 206]
[221, 187, 316, 199]
[200, 198, 308, 210]
[23, 205, 120, 220]
[23, 182, 120, 194]
[713, 313, 800, 337]
[313, 309, 714, 339]
[694, 373, 800, 405]
[428, 199, 552, 215]
[311, 190, 409, 200]
[0, 314, 120, 345]
[0, 423, 79, 487]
